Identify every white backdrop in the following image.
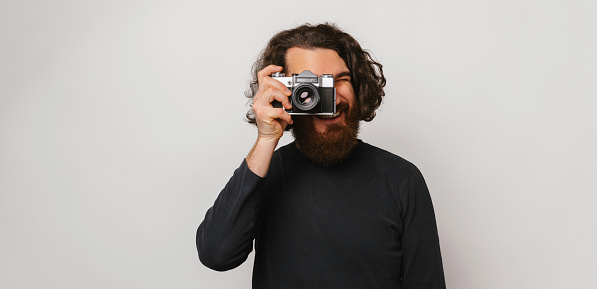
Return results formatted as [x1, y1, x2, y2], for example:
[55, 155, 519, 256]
[1, 1, 596, 288]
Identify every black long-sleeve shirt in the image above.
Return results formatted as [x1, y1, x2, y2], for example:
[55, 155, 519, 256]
[197, 140, 446, 288]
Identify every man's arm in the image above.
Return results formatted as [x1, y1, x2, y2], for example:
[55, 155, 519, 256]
[196, 65, 292, 270]
[196, 160, 264, 271]
[400, 167, 446, 288]
[246, 65, 293, 177]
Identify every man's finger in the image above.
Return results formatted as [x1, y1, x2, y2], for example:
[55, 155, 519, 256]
[266, 77, 292, 97]
[270, 88, 292, 110]
[255, 87, 291, 110]
[258, 65, 284, 82]
[268, 108, 293, 125]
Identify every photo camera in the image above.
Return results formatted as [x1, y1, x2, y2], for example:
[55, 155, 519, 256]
[271, 70, 336, 115]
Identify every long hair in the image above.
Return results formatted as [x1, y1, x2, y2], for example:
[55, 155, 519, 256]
[245, 23, 386, 124]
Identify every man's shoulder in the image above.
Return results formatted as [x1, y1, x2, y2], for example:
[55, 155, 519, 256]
[358, 142, 425, 198]
[358, 141, 417, 171]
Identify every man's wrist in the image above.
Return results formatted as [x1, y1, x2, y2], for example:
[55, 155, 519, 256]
[246, 136, 279, 177]
[256, 135, 280, 147]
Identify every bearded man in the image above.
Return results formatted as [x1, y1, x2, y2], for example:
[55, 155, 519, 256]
[197, 23, 446, 289]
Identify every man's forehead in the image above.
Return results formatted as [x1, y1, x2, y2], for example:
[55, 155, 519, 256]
[285, 47, 350, 76]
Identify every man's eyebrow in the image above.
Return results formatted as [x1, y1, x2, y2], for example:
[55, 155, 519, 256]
[335, 71, 351, 79]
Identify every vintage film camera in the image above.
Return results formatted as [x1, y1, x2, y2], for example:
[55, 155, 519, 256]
[271, 70, 336, 115]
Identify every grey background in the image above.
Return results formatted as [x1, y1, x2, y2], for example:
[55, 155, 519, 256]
[1, 0, 596, 288]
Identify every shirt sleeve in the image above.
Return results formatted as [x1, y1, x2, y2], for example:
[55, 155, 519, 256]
[400, 167, 447, 288]
[196, 159, 265, 271]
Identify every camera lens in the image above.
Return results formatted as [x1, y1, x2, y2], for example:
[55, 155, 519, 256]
[292, 84, 319, 111]
[299, 91, 313, 104]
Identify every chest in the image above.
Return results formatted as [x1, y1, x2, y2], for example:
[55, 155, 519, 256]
[259, 169, 402, 264]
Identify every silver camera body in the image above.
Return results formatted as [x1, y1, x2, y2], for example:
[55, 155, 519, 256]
[271, 70, 336, 115]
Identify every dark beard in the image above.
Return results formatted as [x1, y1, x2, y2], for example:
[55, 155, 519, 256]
[291, 102, 360, 167]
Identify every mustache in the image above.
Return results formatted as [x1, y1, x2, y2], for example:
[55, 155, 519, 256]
[292, 101, 353, 125]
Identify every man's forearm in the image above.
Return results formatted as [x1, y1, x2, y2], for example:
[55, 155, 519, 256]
[246, 137, 279, 177]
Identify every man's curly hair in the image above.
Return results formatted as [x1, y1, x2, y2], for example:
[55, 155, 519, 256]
[245, 23, 386, 125]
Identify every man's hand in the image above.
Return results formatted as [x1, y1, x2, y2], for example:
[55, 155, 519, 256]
[246, 65, 293, 177]
[252, 65, 293, 140]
